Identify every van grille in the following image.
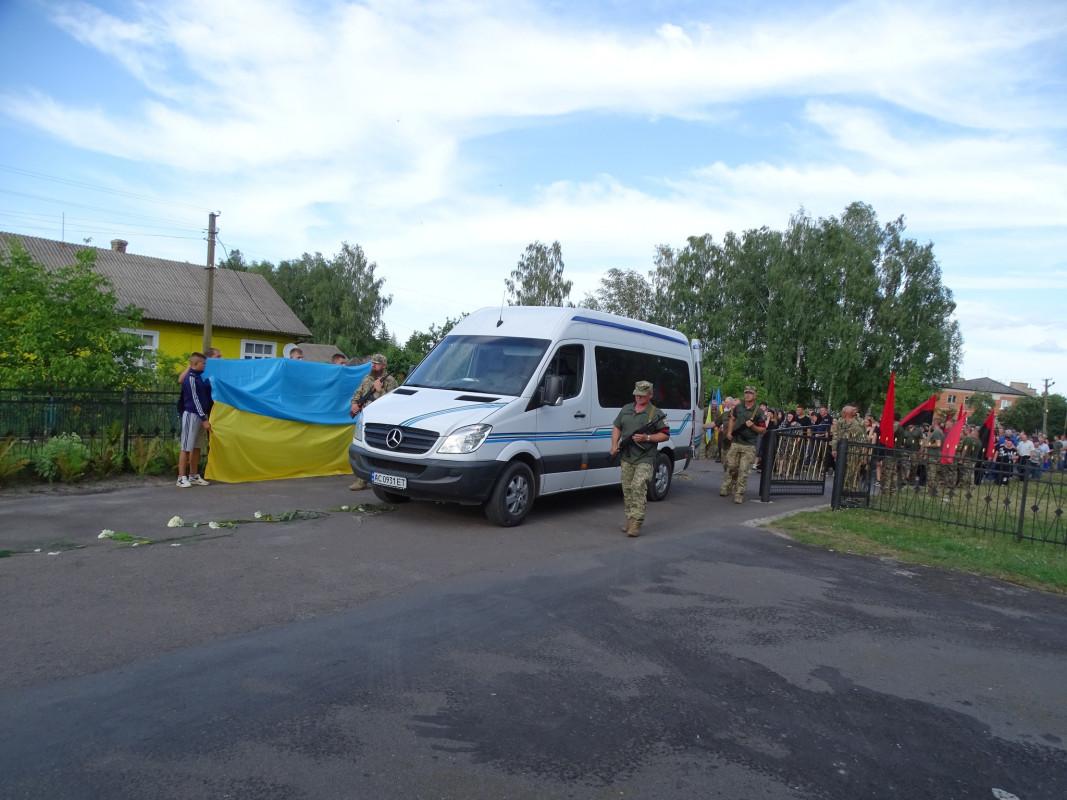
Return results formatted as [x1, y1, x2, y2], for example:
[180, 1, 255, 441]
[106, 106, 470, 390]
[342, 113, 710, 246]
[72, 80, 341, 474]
[364, 423, 439, 455]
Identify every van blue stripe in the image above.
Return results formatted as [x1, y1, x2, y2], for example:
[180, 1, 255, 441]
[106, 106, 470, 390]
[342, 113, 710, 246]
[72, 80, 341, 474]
[401, 403, 509, 427]
[485, 414, 691, 444]
[570, 314, 689, 346]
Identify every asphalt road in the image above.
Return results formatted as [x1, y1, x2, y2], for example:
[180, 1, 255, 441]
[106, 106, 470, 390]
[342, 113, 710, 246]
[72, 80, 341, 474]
[1, 460, 1065, 799]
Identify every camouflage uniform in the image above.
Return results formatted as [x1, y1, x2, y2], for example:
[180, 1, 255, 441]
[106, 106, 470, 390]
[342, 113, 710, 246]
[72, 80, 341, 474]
[900, 426, 923, 486]
[349, 358, 399, 490]
[715, 406, 732, 463]
[924, 426, 946, 494]
[613, 398, 667, 533]
[830, 413, 868, 491]
[958, 432, 983, 487]
[720, 394, 766, 503]
[880, 423, 903, 495]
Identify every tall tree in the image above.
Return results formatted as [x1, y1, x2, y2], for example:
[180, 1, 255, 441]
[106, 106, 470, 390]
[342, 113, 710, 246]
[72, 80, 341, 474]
[255, 242, 392, 358]
[582, 267, 652, 319]
[0, 241, 148, 389]
[505, 241, 572, 306]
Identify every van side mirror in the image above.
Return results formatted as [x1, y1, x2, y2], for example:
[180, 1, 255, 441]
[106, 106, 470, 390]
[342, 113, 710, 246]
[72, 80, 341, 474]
[542, 375, 564, 407]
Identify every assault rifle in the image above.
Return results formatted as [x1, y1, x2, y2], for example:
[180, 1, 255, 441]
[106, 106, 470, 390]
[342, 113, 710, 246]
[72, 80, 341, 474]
[607, 412, 667, 467]
[350, 372, 390, 418]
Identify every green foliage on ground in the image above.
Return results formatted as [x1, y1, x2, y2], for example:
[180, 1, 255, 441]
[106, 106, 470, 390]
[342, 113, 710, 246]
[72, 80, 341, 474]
[768, 508, 1067, 595]
[34, 433, 91, 483]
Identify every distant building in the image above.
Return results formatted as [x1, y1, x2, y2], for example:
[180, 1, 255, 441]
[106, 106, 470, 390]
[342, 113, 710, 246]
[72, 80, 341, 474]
[2, 232, 311, 363]
[939, 377, 1032, 419]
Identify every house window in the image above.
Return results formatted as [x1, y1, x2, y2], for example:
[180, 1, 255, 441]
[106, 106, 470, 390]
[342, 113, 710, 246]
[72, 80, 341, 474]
[241, 339, 276, 359]
[123, 328, 159, 367]
[1000, 398, 1012, 410]
[946, 394, 957, 404]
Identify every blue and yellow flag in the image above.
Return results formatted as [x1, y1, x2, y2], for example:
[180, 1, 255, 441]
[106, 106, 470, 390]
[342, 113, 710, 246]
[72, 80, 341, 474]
[202, 358, 371, 483]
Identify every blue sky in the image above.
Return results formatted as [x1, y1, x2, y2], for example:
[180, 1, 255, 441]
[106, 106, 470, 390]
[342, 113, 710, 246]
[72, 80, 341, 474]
[1, 0, 1065, 395]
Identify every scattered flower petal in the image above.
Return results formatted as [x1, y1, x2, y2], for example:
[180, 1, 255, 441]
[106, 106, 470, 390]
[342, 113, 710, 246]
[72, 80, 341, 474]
[34, 548, 41, 553]
[170, 543, 181, 547]
[167, 516, 184, 528]
[254, 511, 263, 519]
[208, 521, 221, 529]
[99, 529, 116, 539]
[48, 551, 60, 556]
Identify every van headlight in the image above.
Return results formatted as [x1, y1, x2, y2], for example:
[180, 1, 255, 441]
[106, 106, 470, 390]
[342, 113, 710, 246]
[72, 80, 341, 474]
[352, 416, 363, 444]
[438, 424, 492, 454]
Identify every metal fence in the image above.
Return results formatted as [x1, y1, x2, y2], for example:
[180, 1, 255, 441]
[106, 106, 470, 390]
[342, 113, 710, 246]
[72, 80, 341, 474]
[758, 427, 831, 500]
[0, 388, 182, 461]
[830, 439, 1067, 547]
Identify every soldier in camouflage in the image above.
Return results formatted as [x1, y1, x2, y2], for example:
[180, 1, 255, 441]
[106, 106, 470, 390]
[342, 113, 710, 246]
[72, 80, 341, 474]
[720, 386, 766, 504]
[831, 405, 868, 492]
[349, 354, 399, 491]
[611, 380, 669, 537]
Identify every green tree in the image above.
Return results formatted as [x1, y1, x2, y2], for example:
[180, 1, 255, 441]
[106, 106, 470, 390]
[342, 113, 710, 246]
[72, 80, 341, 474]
[966, 391, 995, 423]
[0, 241, 148, 389]
[999, 394, 1066, 435]
[505, 241, 572, 306]
[390, 315, 466, 379]
[582, 267, 652, 319]
[254, 242, 392, 358]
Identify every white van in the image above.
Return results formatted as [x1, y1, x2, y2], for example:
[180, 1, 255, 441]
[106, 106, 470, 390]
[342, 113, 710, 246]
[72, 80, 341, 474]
[348, 306, 702, 526]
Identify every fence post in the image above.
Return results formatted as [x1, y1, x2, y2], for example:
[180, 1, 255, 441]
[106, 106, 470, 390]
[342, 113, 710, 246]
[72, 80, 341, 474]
[830, 439, 847, 509]
[759, 428, 777, 503]
[121, 387, 132, 468]
[1016, 465, 1030, 541]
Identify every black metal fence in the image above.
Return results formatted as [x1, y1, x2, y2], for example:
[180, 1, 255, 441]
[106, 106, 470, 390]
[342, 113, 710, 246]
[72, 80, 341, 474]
[758, 427, 831, 500]
[0, 388, 181, 461]
[830, 439, 1067, 547]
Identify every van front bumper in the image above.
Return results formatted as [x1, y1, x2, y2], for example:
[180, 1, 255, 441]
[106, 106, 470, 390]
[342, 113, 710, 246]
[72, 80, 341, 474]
[348, 445, 505, 504]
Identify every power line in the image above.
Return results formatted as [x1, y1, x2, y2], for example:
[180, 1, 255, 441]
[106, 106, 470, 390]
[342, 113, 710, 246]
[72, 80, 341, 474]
[0, 164, 210, 213]
[0, 187, 202, 228]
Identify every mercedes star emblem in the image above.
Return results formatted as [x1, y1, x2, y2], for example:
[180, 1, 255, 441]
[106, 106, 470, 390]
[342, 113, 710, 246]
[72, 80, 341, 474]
[386, 428, 404, 449]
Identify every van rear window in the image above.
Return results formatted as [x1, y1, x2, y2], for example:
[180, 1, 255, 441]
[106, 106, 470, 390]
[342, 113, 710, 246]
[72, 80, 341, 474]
[595, 346, 692, 410]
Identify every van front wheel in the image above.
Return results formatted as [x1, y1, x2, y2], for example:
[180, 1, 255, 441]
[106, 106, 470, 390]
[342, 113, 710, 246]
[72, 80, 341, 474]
[647, 451, 673, 501]
[485, 462, 535, 527]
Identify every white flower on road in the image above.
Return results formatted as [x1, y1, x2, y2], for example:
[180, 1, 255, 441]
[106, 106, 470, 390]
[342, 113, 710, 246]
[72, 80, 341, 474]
[98, 529, 116, 539]
[208, 521, 221, 529]
[254, 511, 263, 519]
[167, 516, 184, 528]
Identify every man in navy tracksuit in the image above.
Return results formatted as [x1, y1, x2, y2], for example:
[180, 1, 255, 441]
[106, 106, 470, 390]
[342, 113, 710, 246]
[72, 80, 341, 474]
[177, 352, 213, 488]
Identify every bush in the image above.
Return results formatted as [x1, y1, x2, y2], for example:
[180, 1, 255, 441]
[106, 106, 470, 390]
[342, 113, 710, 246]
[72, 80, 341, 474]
[0, 437, 30, 485]
[35, 433, 91, 484]
[89, 421, 124, 478]
[129, 436, 163, 476]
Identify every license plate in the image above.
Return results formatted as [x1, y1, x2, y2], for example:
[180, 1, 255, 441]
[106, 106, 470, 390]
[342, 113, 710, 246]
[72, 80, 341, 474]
[371, 472, 407, 490]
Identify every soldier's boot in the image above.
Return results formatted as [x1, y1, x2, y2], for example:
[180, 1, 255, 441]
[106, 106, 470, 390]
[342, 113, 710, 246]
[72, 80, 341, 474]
[627, 519, 642, 537]
[719, 486, 732, 497]
[349, 478, 368, 491]
[734, 494, 744, 504]
[621, 520, 631, 533]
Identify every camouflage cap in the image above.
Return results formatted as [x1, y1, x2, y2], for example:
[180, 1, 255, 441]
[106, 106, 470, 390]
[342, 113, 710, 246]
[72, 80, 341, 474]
[370, 353, 387, 364]
[633, 380, 653, 396]
[744, 385, 757, 394]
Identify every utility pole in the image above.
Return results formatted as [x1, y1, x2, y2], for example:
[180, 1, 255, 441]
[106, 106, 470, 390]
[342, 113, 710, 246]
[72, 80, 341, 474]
[202, 211, 219, 353]
[1042, 378, 1055, 436]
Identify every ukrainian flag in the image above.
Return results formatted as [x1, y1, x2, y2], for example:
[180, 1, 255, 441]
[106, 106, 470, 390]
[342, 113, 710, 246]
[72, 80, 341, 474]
[202, 358, 371, 483]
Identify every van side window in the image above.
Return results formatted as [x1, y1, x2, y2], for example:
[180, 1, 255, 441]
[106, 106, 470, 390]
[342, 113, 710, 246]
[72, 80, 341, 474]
[594, 346, 692, 410]
[544, 344, 583, 400]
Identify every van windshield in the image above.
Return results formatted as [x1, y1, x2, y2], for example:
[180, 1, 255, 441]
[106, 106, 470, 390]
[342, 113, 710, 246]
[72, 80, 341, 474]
[405, 335, 551, 396]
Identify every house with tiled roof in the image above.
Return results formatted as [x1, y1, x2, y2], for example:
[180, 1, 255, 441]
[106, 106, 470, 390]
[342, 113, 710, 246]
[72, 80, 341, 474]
[939, 377, 1033, 419]
[1, 232, 311, 363]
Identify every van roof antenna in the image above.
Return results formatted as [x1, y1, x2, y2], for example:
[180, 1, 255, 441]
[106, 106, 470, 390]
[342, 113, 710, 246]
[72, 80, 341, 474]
[497, 290, 506, 327]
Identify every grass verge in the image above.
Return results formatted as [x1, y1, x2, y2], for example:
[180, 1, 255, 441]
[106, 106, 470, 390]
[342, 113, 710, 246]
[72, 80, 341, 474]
[766, 508, 1067, 596]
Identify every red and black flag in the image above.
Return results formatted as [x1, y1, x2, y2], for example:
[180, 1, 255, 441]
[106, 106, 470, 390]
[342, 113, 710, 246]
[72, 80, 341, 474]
[900, 395, 937, 429]
[879, 371, 896, 449]
[941, 405, 967, 464]
[977, 408, 997, 460]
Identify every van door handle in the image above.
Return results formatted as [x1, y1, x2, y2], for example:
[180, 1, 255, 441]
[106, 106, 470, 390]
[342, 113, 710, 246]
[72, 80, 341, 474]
[574, 412, 586, 418]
